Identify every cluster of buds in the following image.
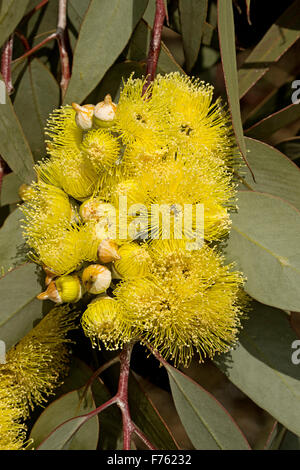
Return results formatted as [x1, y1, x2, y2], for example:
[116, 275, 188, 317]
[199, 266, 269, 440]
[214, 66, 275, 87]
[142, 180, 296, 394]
[72, 94, 117, 131]
[37, 237, 122, 304]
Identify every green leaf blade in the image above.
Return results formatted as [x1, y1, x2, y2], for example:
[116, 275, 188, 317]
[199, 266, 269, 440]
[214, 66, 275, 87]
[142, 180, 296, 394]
[215, 301, 300, 436]
[165, 364, 250, 450]
[64, 0, 149, 104]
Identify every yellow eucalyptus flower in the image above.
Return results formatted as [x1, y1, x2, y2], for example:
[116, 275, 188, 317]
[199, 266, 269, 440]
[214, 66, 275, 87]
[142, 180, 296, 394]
[114, 240, 245, 366]
[0, 305, 77, 449]
[81, 295, 135, 350]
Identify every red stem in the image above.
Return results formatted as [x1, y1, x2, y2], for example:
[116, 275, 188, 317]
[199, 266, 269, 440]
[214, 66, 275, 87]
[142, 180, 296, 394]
[1, 35, 14, 95]
[142, 0, 167, 94]
[56, 0, 70, 98]
[13, 0, 70, 98]
[22, 0, 49, 22]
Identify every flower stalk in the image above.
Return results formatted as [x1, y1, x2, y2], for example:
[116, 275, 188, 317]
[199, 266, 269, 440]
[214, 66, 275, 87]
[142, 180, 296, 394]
[142, 0, 167, 94]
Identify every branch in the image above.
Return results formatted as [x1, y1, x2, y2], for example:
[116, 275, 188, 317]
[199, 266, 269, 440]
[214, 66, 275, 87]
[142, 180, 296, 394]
[1, 35, 14, 95]
[13, 0, 71, 98]
[142, 0, 167, 94]
[56, 0, 70, 98]
[50, 342, 157, 450]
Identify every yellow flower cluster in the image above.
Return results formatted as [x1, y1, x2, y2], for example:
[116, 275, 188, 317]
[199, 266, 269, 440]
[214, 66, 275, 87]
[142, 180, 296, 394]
[21, 72, 246, 367]
[0, 306, 77, 450]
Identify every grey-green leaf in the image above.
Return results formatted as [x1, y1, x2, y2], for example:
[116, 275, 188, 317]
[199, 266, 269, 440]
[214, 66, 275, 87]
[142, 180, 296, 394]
[14, 59, 60, 162]
[215, 301, 300, 436]
[0, 74, 35, 183]
[240, 137, 300, 211]
[217, 0, 248, 170]
[179, 0, 208, 72]
[0, 172, 22, 206]
[32, 386, 99, 450]
[0, 263, 42, 349]
[0, 208, 27, 274]
[0, 0, 30, 48]
[225, 191, 300, 311]
[166, 364, 250, 449]
[64, 0, 148, 104]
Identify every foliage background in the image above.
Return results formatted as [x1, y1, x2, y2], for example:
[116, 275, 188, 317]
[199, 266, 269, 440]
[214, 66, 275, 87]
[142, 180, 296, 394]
[0, 0, 300, 450]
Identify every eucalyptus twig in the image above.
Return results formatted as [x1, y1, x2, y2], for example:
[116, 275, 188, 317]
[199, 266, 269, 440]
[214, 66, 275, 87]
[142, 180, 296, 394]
[1, 35, 14, 95]
[45, 342, 157, 450]
[142, 0, 167, 94]
[56, 0, 71, 98]
[13, 0, 71, 98]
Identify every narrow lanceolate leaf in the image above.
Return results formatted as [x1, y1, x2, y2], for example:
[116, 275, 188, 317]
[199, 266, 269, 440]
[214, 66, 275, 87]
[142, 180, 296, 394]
[14, 59, 60, 162]
[0, 208, 26, 274]
[245, 104, 300, 141]
[240, 137, 300, 211]
[0, 74, 35, 183]
[129, 373, 179, 450]
[0, 172, 22, 206]
[238, 0, 300, 98]
[165, 364, 250, 450]
[64, 0, 148, 104]
[0, 263, 42, 349]
[225, 191, 300, 311]
[179, 0, 208, 72]
[215, 301, 300, 436]
[217, 0, 249, 172]
[31, 386, 99, 450]
[0, 0, 30, 48]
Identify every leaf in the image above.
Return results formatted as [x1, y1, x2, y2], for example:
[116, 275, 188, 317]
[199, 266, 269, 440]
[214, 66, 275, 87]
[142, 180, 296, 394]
[31, 386, 99, 450]
[0, 74, 35, 183]
[0, 172, 22, 206]
[225, 191, 300, 311]
[128, 19, 184, 75]
[64, 0, 148, 104]
[280, 431, 300, 450]
[128, 373, 179, 450]
[0, 208, 27, 273]
[276, 137, 300, 162]
[165, 363, 250, 449]
[0, 263, 43, 349]
[95, 355, 179, 449]
[0, 0, 30, 48]
[239, 137, 300, 211]
[57, 357, 122, 450]
[238, 1, 300, 98]
[215, 301, 300, 436]
[290, 312, 300, 339]
[85, 61, 145, 105]
[179, 0, 208, 72]
[217, 0, 249, 172]
[245, 104, 300, 141]
[68, 0, 91, 31]
[14, 59, 60, 161]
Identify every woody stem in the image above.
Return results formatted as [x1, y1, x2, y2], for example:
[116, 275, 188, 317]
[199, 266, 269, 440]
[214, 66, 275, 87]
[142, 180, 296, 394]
[142, 0, 167, 94]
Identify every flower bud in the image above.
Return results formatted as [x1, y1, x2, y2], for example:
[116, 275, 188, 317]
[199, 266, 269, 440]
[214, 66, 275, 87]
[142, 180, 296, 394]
[113, 243, 150, 279]
[79, 198, 115, 223]
[72, 103, 95, 131]
[82, 264, 112, 294]
[97, 239, 120, 263]
[93, 94, 117, 128]
[37, 275, 82, 303]
[43, 265, 59, 286]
